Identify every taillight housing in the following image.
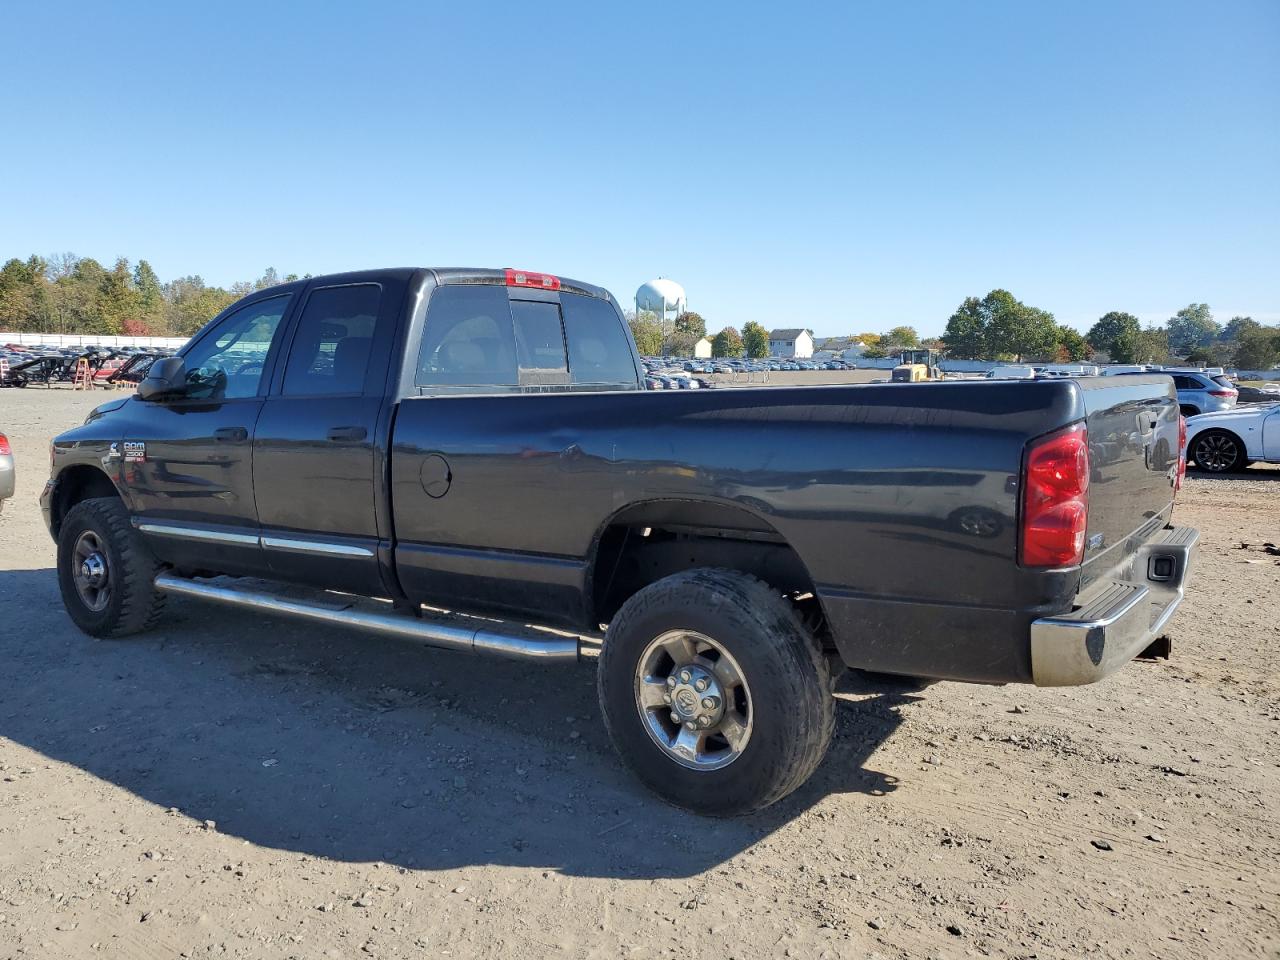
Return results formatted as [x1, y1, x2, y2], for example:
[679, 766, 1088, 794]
[1175, 415, 1187, 494]
[505, 268, 561, 291]
[1020, 422, 1090, 568]
[0, 433, 10, 456]
[1208, 389, 1236, 398]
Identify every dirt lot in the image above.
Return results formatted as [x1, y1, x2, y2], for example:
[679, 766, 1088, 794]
[1, 386, 1277, 960]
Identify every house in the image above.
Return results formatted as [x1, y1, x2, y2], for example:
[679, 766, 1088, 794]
[693, 337, 713, 359]
[768, 328, 814, 358]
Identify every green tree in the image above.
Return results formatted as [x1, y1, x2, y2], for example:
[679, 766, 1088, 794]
[95, 257, 142, 335]
[741, 321, 769, 358]
[711, 326, 744, 358]
[1220, 316, 1260, 343]
[940, 297, 985, 358]
[627, 310, 662, 356]
[1086, 311, 1142, 360]
[941, 290, 1057, 361]
[881, 325, 919, 349]
[1054, 325, 1090, 361]
[1183, 346, 1217, 364]
[1233, 327, 1280, 370]
[673, 311, 706, 341]
[1167, 303, 1219, 356]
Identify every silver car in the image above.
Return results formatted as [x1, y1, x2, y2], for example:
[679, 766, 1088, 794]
[0, 431, 13, 513]
[1171, 372, 1238, 417]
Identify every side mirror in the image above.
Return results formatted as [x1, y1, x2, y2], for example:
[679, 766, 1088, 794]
[137, 356, 187, 400]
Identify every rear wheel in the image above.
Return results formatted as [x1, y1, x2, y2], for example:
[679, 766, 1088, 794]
[597, 569, 834, 816]
[57, 497, 166, 638]
[1192, 429, 1245, 473]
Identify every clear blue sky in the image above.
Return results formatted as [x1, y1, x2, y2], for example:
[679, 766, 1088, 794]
[2, 1, 1276, 337]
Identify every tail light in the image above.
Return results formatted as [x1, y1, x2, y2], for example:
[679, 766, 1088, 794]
[1208, 389, 1236, 398]
[0, 433, 9, 456]
[505, 268, 561, 291]
[1175, 415, 1187, 494]
[1020, 422, 1090, 568]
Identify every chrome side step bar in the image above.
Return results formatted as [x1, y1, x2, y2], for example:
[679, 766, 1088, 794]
[153, 572, 580, 662]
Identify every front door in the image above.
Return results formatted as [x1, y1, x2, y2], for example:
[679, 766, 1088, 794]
[125, 292, 294, 575]
[252, 281, 395, 596]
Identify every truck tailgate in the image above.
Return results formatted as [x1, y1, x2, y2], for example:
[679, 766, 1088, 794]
[1076, 375, 1181, 585]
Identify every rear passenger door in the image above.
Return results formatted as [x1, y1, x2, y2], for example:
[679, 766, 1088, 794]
[391, 283, 639, 623]
[252, 279, 402, 596]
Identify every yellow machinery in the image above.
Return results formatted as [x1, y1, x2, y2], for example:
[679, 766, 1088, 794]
[890, 349, 941, 382]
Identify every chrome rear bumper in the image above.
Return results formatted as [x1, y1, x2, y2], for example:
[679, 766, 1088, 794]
[1030, 526, 1198, 686]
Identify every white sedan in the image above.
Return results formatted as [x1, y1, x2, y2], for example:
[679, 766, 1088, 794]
[1185, 402, 1280, 473]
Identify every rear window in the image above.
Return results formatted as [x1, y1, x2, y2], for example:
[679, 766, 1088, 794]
[1212, 375, 1234, 388]
[416, 285, 638, 393]
[416, 285, 518, 388]
[283, 284, 383, 396]
[561, 293, 638, 387]
[511, 300, 569, 386]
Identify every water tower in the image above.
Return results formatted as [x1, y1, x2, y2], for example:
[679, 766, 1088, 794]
[635, 278, 687, 346]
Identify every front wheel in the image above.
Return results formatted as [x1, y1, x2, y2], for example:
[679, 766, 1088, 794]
[1192, 429, 1246, 473]
[57, 496, 166, 638]
[597, 569, 834, 816]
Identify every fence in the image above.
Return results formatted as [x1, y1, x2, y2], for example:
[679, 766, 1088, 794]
[0, 332, 189, 349]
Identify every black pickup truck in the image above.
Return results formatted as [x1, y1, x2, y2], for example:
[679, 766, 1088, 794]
[42, 267, 1198, 814]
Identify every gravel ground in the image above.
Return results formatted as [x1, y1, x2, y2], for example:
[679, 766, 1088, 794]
[0, 386, 1277, 960]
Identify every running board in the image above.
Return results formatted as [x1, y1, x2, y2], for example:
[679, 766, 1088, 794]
[153, 573, 580, 662]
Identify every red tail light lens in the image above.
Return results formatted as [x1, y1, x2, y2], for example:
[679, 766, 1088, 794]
[505, 268, 561, 291]
[1020, 423, 1090, 568]
[0, 433, 10, 456]
[1175, 415, 1187, 494]
[1208, 389, 1236, 398]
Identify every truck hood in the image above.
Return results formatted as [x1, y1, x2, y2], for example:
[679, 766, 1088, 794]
[1186, 406, 1274, 430]
[85, 396, 130, 424]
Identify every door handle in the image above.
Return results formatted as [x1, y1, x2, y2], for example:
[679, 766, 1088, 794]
[326, 426, 368, 442]
[213, 427, 248, 442]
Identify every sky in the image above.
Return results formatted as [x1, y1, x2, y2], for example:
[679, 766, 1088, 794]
[1, 1, 1277, 338]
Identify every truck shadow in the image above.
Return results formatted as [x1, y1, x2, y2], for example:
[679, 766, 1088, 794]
[0, 566, 909, 881]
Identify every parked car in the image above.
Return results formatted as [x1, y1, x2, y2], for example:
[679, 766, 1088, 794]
[1234, 385, 1280, 405]
[986, 365, 1036, 380]
[42, 266, 1197, 815]
[1171, 372, 1237, 417]
[0, 431, 13, 512]
[1185, 404, 1280, 473]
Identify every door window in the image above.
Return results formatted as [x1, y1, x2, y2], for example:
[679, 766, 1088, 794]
[416, 285, 518, 389]
[282, 284, 383, 396]
[182, 294, 291, 400]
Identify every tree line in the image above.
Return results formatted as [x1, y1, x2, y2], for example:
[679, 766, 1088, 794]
[0, 253, 298, 338]
[627, 289, 1278, 369]
[5, 254, 1276, 369]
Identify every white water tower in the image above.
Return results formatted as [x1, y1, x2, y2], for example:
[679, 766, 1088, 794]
[635, 278, 687, 344]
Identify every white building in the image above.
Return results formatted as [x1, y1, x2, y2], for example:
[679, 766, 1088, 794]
[769, 328, 815, 358]
[693, 337, 713, 359]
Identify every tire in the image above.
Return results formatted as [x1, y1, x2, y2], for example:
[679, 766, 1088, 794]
[1191, 429, 1246, 474]
[597, 569, 834, 816]
[57, 496, 166, 638]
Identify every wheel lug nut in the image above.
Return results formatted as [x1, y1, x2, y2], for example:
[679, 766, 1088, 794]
[701, 696, 717, 710]
[679, 670, 691, 683]
[698, 715, 712, 727]
[663, 693, 672, 704]
[666, 676, 676, 688]
[670, 711, 680, 724]
[694, 678, 708, 692]
[684, 721, 696, 731]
